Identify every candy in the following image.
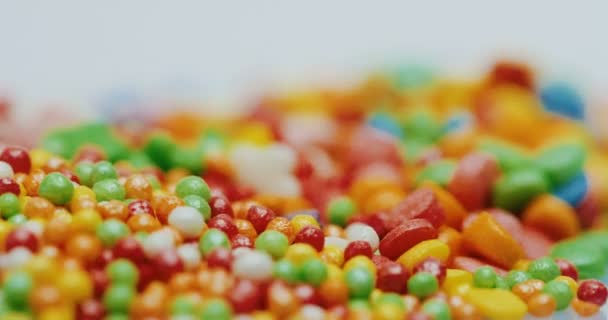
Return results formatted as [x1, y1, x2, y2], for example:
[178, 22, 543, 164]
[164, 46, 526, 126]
[397, 240, 450, 272]
[522, 195, 580, 240]
[473, 266, 497, 289]
[464, 288, 527, 319]
[389, 188, 445, 229]
[577, 280, 608, 306]
[379, 219, 438, 260]
[255, 230, 289, 259]
[542, 279, 574, 311]
[408, 272, 439, 299]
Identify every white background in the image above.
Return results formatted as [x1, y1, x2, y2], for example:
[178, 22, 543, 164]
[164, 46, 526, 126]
[1, 1, 607, 119]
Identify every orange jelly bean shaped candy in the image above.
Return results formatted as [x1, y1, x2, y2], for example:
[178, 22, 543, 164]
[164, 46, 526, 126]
[124, 174, 153, 201]
[572, 298, 600, 317]
[437, 226, 463, 260]
[527, 293, 556, 317]
[522, 195, 580, 240]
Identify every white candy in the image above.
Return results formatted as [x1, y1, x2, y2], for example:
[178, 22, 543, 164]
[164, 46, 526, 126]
[143, 229, 175, 258]
[324, 236, 348, 250]
[0, 161, 14, 178]
[231, 247, 253, 259]
[345, 223, 380, 251]
[176, 243, 201, 270]
[299, 304, 326, 320]
[0, 247, 32, 270]
[168, 206, 206, 238]
[232, 250, 273, 281]
[21, 221, 44, 238]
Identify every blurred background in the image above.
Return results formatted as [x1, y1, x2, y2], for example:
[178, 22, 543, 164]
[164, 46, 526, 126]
[1, 1, 607, 139]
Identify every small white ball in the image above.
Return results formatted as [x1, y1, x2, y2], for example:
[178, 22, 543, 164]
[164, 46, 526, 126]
[21, 221, 44, 238]
[143, 229, 175, 258]
[168, 206, 206, 238]
[299, 304, 326, 320]
[345, 223, 380, 251]
[231, 247, 253, 259]
[232, 250, 273, 281]
[0, 161, 14, 178]
[4, 247, 33, 270]
[176, 243, 201, 270]
[324, 236, 348, 250]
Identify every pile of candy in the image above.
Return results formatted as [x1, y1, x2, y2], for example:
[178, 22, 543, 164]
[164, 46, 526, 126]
[1, 61, 608, 320]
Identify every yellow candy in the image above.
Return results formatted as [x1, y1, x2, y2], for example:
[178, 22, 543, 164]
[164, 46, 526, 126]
[38, 306, 75, 320]
[513, 259, 531, 271]
[70, 209, 102, 234]
[343, 256, 376, 275]
[0, 220, 13, 251]
[252, 311, 277, 320]
[396, 239, 450, 272]
[465, 288, 527, 320]
[555, 275, 578, 294]
[73, 185, 96, 201]
[1, 312, 31, 320]
[284, 243, 318, 265]
[235, 123, 273, 146]
[30, 148, 53, 169]
[326, 263, 343, 281]
[25, 255, 59, 284]
[372, 303, 406, 320]
[290, 215, 320, 234]
[370, 289, 383, 304]
[56, 270, 93, 303]
[320, 245, 344, 267]
[443, 269, 472, 296]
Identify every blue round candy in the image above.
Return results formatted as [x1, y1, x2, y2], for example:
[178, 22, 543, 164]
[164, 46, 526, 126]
[540, 82, 585, 121]
[367, 113, 404, 139]
[442, 111, 473, 134]
[552, 172, 588, 207]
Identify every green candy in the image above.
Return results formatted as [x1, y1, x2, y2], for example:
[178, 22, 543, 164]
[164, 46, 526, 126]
[199, 298, 232, 320]
[106, 259, 139, 286]
[199, 229, 231, 256]
[348, 299, 371, 310]
[127, 151, 153, 169]
[402, 139, 433, 163]
[473, 266, 497, 288]
[407, 272, 438, 299]
[183, 195, 211, 220]
[298, 259, 328, 287]
[492, 168, 549, 212]
[542, 280, 573, 311]
[494, 276, 510, 290]
[175, 176, 211, 201]
[272, 260, 299, 284]
[171, 147, 205, 174]
[2, 271, 33, 309]
[551, 238, 607, 279]
[505, 270, 531, 288]
[402, 109, 442, 143]
[479, 139, 533, 171]
[0, 193, 21, 218]
[93, 179, 126, 202]
[415, 160, 456, 187]
[255, 230, 289, 259]
[345, 267, 375, 299]
[74, 162, 95, 187]
[421, 299, 451, 320]
[92, 161, 118, 184]
[374, 293, 405, 309]
[103, 315, 129, 320]
[96, 219, 130, 247]
[327, 196, 357, 227]
[103, 285, 135, 314]
[170, 296, 196, 315]
[8, 214, 27, 225]
[535, 143, 585, 187]
[38, 172, 74, 205]
[527, 257, 561, 282]
[143, 133, 177, 171]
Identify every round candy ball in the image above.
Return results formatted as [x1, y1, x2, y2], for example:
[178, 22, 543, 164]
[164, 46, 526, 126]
[473, 266, 497, 288]
[255, 230, 289, 259]
[93, 179, 126, 202]
[327, 196, 357, 227]
[103, 284, 136, 314]
[345, 267, 375, 299]
[345, 223, 380, 251]
[298, 258, 328, 287]
[527, 257, 561, 282]
[96, 219, 129, 247]
[168, 206, 206, 238]
[577, 280, 608, 306]
[273, 259, 299, 284]
[199, 298, 232, 320]
[0, 147, 31, 174]
[0, 193, 21, 218]
[2, 271, 33, 309]
[175, 176, 210, 200]
[407, 272, 439, 299]
[542, 279, 574, 311]
[422, 299, 451, 320]
[199, 229, 231, 257]
[232, 250, 274, 281]
[183, 195, 211, 220]
[91, 161, 118, 184]
[75, 162, 95, 187]
[505, 270, 531, 289]
[38, 172, 74, 205]
[106, 259, 139, 286]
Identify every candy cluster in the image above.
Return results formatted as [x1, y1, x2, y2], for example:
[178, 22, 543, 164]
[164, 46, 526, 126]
[1, 61, 608, 320]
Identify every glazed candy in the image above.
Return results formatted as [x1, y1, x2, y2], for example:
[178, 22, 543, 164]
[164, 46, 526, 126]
[1, 60, 608, 320]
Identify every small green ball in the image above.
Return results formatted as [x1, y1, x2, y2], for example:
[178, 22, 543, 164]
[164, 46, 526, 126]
[175, 176, 210, 201]
[542, 280, 573, 311]
[92, 161, 118, 184]
[103, 285, 135, 314]
[272, 260, 299, 284]
[374, 293, 405, 309]
[422, 299, 451, 320]
[199, 229, 231, 256]
[298, 258, 328, 287]
[199, 298, 232, 320]
[170, 296, 196, 315]
[494, 276, 510, 290]
[255, 230, 289, 259]
[345, 267, 375, 299]
[407, 272, 439, 299]
[96, 219, 130, 247]
[327, 196, 357, 227]
[0, 193, 21, 218]
[528, 257, 561, 282]
[38, 172, 74, 205]
[473, 266, 497, 288]
[106, 259, 139, 286]
[93, 179, 126, 202]
[505, 270, 531, 289]
[183, 195, 211, 220]
[7, 213, 27, 225]
[75, 162, 95, 187]
[2, 271, 33, 309]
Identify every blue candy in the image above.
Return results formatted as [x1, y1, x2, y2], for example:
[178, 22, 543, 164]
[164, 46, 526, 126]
[540, 82, 585, 120]
[367, 112, 404, 139]
[442, 111, 474, 134]
[552, 172, 588, 207]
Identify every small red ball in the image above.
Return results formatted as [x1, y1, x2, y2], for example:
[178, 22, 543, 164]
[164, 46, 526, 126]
[343, 240, 373, 261]
[137, 262, 156, 291]
[0, 177, 20, 195]
[377, 262, 409, 293]
[293, 226, 325, 252]
[89, 249, 114, 269]
[229, 279, 264, 313]
[578, 280, 608, 306]
[209, 195, 233, 217]
[153, 250, 184, 281]
[555, 258, 579, 281]
[293, 284, 322, 305]
[208, 214, 238, 237]
[90, 269, 109, 298]
[0, 147, 31, 174]
[247, 205, 275, 234]
[113, 237, 146, 264]
[414, 258, 447, 285]
[127, 199, 154, 217]
[206, 247, 232, 271]
[230, 234, 253, 249]
[76, 298, 106, 320]
[5, 228, 38, 252]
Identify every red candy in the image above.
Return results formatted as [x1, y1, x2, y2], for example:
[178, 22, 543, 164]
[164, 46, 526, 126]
[112, 237, 146, 264]
[231, 234, 254, 248]
[0, 177, 20, 195]
[555, 258, 579, 281]
[389, 188, 445, 229]
[376, 262, 409, 293]
[0, 147, 31, 174]
[448, 153, 500, 211]
[229, 279, 265, 313]
[293, 284, 322, 305]
[343, 240, 373, 261]
[5, 228, 38, 252]
[247, 205, 276, 234]
[208, 214, 238, 238]
[414, 258, 447, 284]
[379, 219, 438, 260]
[90, 269, 109, 297]
[76, 299, 106, 320]
[206, 247, 233, 271]
[349, 213, 388, 239]
[293, 226, 325, 252]
[153, 250, 184, 281]
[209, 195, 234, 218]
[577, 280, 608, 306]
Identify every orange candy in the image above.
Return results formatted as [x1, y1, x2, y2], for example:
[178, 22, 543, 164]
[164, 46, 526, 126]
[266, 217, 295, 242]
[29, 285, 62, 311]
[512, 279, 544, 302]
[65, 233, 102, 264]
[571, 298, 600, 317]
[124, 174, 153, 201]
[462, 212, 524, 268]
[24, 168, 45, 196]
[43, 216, 72, 246]
[153, 195, 183, 224]
[235, 219, 258, 241]
[323, 224, 344, 238]
[168, 272, 197, 294]
[437, 226, 463, 261]
[97, 200, 129, 221]
[23, 197, 55, 219]
[127, 214, 162, 233]
[527, 293, 556, 317]
[197, 268, 234, 297]
[232, 200, 259, 219]
[422, 181, 468, 229]
[70, 196, 97, 213]
[522, 195, 580, 240]
[319, 279, 348, 307]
